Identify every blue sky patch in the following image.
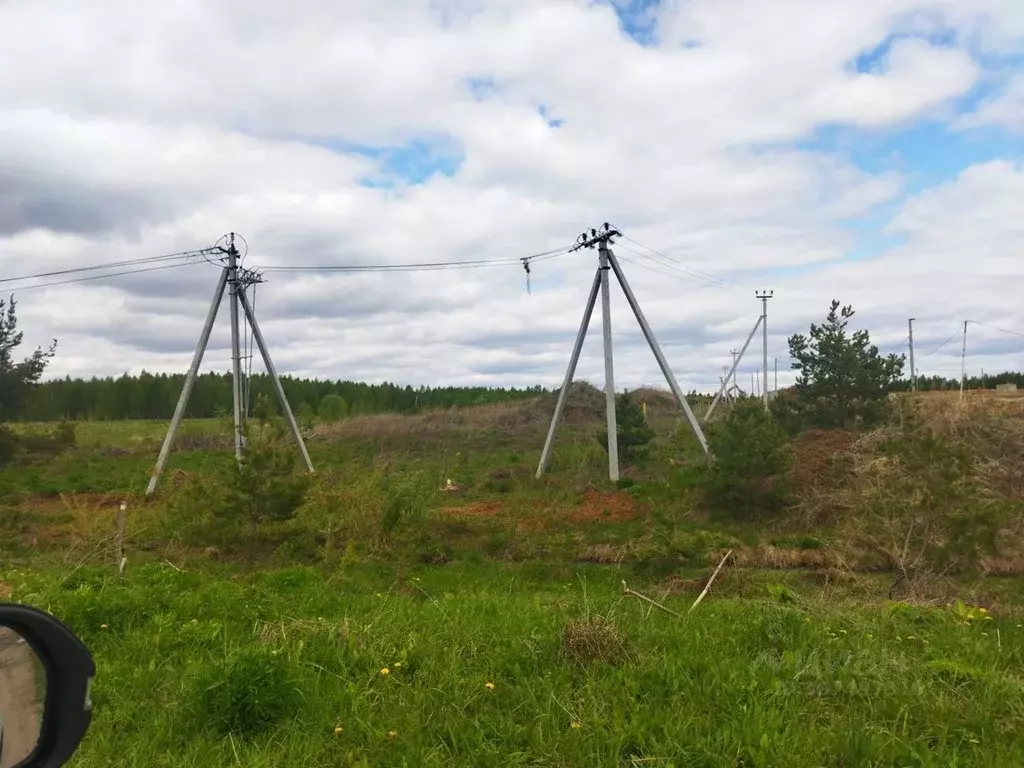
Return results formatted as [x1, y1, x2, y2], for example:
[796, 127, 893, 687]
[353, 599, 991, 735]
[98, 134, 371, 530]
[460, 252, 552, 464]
[309, 136, 465, 187]
[601, 0, 660, 46]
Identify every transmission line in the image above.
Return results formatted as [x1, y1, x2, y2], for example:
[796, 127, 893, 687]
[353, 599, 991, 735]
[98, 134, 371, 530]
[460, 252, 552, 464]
[4, 261, 198, 293]
[619, 233, 733, 288]
[967, 320, 1024, 338]
[257, 246, 574, 274]
[920, 325, 963, 357]
[0, 248, 216, 286]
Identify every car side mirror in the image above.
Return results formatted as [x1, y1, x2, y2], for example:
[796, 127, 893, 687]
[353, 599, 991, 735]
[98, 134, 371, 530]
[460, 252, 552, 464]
[0, 605, 94, 768]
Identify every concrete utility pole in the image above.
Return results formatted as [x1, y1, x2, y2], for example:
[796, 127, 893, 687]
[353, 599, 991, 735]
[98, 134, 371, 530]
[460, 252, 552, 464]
[598, 238, 619, 481]
[704, 316, 762, 421]
[537, 223, 710, 481]
[960, 320, 968, 399]
[756, 290, 773, 410]
[146, 233, 314, 496]
[908, 318, 917, 392]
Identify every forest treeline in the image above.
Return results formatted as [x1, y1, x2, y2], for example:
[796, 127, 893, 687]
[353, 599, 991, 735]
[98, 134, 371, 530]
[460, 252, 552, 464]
[10, 369, 1024, 423]
[14, 372, 549, 422]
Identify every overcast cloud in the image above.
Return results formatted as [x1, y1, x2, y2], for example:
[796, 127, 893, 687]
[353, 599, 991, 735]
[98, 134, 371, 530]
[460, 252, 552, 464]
[1, 0, 1021, 393]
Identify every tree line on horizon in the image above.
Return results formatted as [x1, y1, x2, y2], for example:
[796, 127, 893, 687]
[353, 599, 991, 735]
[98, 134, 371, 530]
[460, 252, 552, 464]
[13, 372, 549, 422]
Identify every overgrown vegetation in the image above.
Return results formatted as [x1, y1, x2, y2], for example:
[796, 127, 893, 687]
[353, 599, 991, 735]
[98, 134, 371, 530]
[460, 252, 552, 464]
[706, 399, 793, 520]
[597, 392, 655, 467]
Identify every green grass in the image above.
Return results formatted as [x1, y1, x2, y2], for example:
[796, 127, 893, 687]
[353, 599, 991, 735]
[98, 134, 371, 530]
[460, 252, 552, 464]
[4, 561, 1023, 767]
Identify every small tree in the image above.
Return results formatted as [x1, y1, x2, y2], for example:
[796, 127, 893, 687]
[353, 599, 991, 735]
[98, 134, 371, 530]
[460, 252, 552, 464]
[788, 300, 904, 428]
[318, 394, 348, 422]
[598, 392, 655, 466]
[0, 297, 56, 422]
[706, 399, 793, 519]
[213, 422, 311, 564]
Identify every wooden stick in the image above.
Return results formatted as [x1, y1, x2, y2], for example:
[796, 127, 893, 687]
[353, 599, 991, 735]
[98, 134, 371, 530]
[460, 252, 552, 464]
[690, 549, 732, 612]
[621, 581, 683, 618]
[115, 502, 127, 582]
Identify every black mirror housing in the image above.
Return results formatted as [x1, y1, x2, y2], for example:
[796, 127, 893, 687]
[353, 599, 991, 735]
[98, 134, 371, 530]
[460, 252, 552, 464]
[0, 604, 95, 768]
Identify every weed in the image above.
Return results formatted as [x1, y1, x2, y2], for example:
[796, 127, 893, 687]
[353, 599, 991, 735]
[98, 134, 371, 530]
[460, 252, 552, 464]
[561, 615, 630, 665]
[196, 645, 301, 737]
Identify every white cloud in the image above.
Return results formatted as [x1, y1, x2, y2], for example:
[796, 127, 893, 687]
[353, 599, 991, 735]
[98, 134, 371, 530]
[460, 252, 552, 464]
[0, 0, 1020, 396]
[957, 73, 1024, 133]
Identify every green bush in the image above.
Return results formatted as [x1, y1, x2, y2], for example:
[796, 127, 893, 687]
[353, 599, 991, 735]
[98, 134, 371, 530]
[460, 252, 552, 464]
[196, 645, 300, 737]
[705, 399, 793, 519]
[598, 392, 655, 466]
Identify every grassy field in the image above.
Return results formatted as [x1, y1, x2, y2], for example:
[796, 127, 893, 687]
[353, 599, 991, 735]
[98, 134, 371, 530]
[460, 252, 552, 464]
[2, 389, 1024, 766]
[3, 561, 1023, 767]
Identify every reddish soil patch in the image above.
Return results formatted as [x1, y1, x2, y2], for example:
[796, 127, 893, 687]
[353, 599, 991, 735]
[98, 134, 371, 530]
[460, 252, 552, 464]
[0, 579, 12, 599]
[440, 501, 502, 519]
[568, 490, 637, 523]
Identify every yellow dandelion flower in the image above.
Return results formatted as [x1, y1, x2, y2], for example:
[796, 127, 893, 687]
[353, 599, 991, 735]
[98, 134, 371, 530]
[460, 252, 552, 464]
[979, 607, 988, 614]
[570, 721, 581, 730]
[388, 730, 398, 739]
[380, 667, 390, 677]
[485, 682, 496, 691]
[100, 624, 108, 630]
[334, 726, 343, 735]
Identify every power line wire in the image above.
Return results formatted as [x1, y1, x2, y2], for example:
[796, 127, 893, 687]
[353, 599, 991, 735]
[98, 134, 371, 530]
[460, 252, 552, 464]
[5, 261, 198, 293]
[921, 325, 963, 357]
[0, 249, 215, 286]
[618, 234, 733, 288]
[256, 246, 574, 274]
[967, 320, 1024, 339]
[615, 244, 713, 286]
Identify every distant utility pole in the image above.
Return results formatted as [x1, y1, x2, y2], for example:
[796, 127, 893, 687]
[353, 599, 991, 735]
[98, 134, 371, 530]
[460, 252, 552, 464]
[704, 317, 763, 421]
[537, 224, 710, 482]
[960, 320, 968, 399]
[146, 233, 314, 496]
[756, 290, 773, 410]
[908, 318, 917, 392]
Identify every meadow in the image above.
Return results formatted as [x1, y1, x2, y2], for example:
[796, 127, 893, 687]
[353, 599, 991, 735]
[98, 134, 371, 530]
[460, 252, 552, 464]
[2, 387, 1024, 766]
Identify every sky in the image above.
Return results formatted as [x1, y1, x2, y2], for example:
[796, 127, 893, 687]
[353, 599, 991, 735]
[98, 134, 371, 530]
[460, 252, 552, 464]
[1, 0, 1022, 395]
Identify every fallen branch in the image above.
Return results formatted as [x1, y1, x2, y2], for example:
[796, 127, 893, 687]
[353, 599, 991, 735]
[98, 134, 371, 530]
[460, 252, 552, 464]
[690, 549, 733, 612]
[621, 580, 683, 618]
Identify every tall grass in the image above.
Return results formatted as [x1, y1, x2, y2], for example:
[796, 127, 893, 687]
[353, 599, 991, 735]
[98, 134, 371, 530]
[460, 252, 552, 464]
[4, 562, 1022, 767]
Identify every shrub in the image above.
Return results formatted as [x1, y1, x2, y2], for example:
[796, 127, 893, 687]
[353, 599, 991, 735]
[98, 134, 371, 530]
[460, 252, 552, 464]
[196, 645, 300, 737]
[705, 399, 793, 519]
[598, 391, 655, 466]
[318, 394, 348, 422]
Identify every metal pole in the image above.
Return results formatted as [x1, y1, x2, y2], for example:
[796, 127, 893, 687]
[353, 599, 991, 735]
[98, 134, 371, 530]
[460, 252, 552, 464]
[227, 234, 245, 463]
[908, 318, 917, 392]
[960, 320, 968, 399]
[606, 248, 710, 454]
[756, 291, 773, 410]
[599, 241, 619, 481]
[236, 288, 315, 473]
[146, 268, 229, 496]
[536, 269, 602, 479]
[704, 316, 762, 421]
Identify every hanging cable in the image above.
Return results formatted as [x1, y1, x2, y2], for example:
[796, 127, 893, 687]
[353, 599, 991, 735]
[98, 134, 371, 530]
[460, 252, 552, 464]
[921, 325, 964, 357]
[3, 261, 201, 293]
[0, 248, 216, 286]
[255, 245, 574, 274]
[616, 232, 734, 288]
[967, 320, 1024, 338]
